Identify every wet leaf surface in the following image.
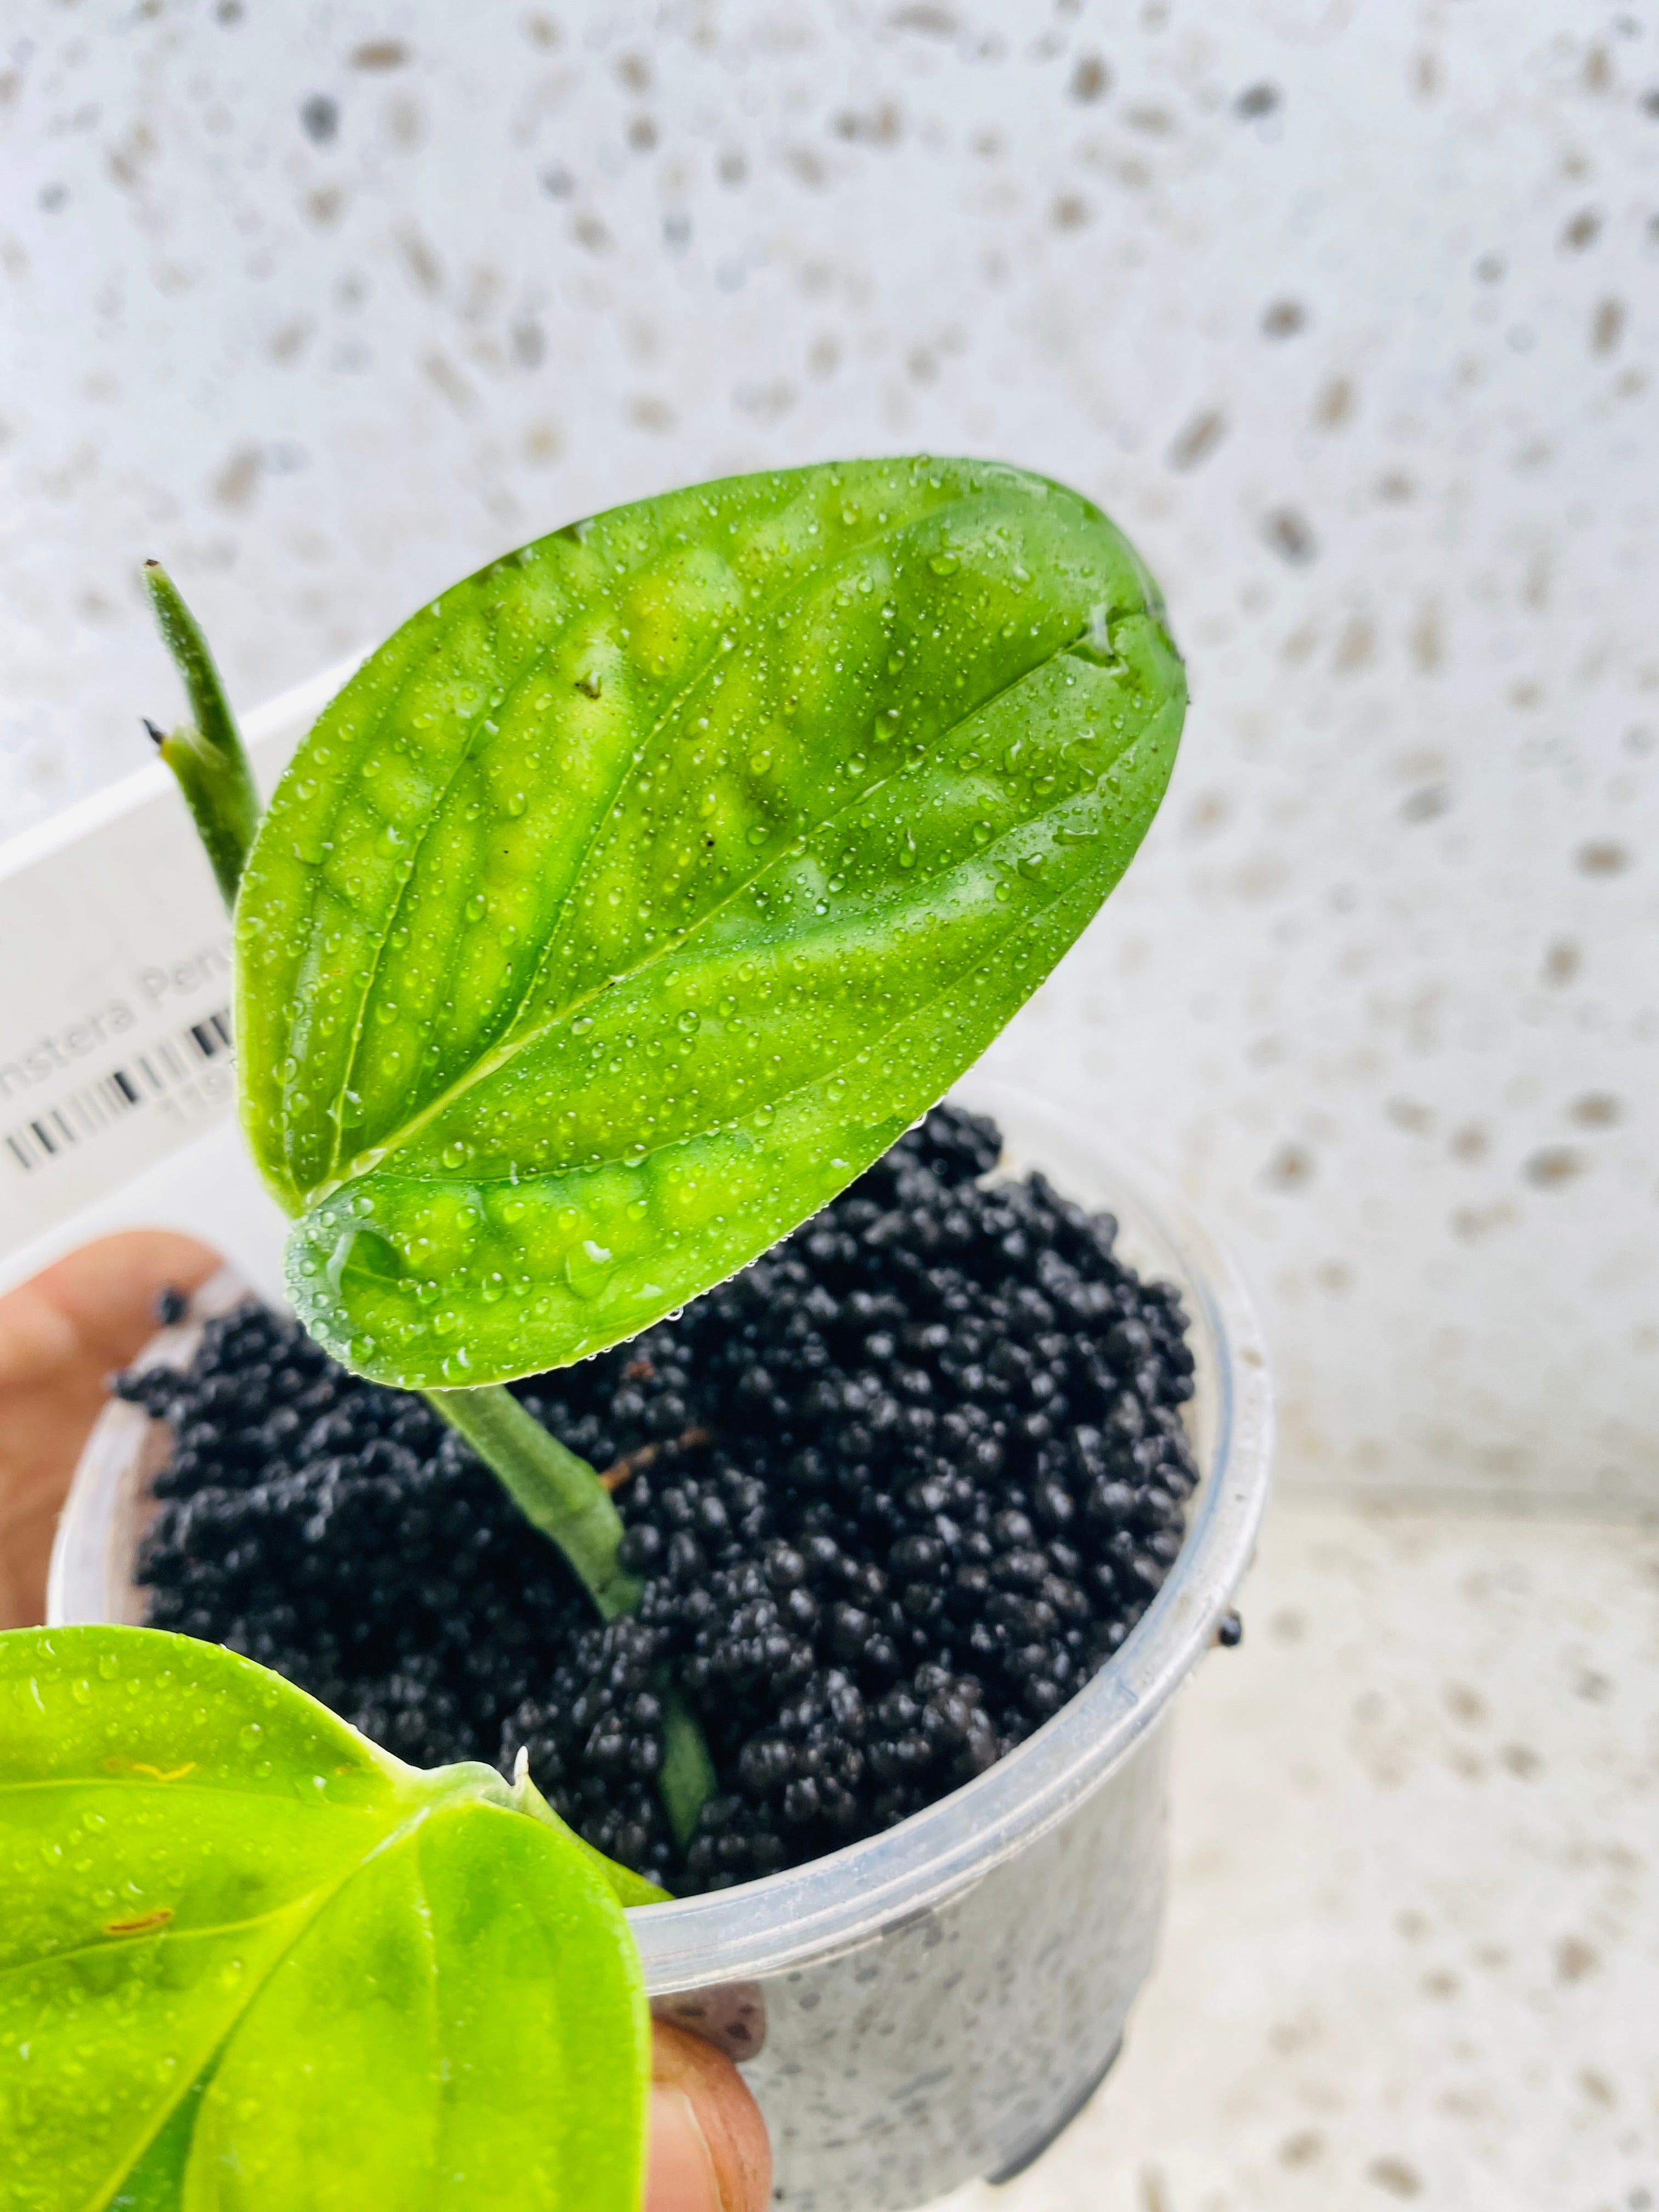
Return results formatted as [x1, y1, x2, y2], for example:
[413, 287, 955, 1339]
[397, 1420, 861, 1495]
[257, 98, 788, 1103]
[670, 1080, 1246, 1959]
[236, 458, 1184, 1384]
[0, 1626, 650, 2211]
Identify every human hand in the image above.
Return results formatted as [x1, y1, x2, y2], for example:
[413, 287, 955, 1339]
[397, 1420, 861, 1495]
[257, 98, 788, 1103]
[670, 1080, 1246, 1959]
[647, 2019, 772, 2211]
[0, 1234, 773, 2208]
[0, 1229, 218, 1629]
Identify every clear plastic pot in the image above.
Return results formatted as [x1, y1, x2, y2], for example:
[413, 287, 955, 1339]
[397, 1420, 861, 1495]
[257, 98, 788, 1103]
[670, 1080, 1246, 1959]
[48, 1077, 1273, 2211]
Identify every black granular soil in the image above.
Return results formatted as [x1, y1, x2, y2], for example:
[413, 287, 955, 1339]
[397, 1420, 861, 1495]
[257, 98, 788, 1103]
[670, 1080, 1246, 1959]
[126, 1106, 1198, 1895]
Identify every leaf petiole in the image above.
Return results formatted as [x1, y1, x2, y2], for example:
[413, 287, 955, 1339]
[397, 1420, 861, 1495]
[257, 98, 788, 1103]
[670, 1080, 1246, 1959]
[658, 1681, 719, 1850]
[143, 561, 261, 911]
[425, 1384, 718, 1838]
[424, 1382, 643, 1620]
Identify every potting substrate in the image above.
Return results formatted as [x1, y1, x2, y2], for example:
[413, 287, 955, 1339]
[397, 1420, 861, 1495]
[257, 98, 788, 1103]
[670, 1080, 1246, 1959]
[123, 1103, 1200, 1895]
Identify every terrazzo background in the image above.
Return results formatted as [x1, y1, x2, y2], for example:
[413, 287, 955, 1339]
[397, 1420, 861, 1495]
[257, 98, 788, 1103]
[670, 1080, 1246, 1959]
[933, 1493, 1659, 2212]
[3, 0, 1657, 1503]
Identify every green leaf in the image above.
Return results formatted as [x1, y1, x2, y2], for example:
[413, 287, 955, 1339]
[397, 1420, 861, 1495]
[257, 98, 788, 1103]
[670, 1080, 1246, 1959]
[235, 456, 1184, 1386]
[0, 1626, 650, 2212]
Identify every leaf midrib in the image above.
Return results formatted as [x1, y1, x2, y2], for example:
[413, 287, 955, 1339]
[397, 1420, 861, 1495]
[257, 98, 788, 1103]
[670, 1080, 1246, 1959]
[303, 600, 1117, 1210]
[329, 707, 1138, 1197]
[316, 491, 1000, 1194]
[306, 492, 989, 1192]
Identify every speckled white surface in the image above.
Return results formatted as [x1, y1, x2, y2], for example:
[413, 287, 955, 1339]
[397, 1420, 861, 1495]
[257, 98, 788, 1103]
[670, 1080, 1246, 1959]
[3, 1, 1656, 1500]
[930, 1492, 1659, 2212]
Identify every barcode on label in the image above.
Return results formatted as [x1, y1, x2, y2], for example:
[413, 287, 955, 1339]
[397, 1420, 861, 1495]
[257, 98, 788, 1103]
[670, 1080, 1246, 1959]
[3, 1008, 234, 1175]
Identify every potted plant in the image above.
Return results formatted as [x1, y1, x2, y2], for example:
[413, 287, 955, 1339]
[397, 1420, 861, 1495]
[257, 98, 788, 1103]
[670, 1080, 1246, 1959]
[5, 457, 1271, 2209]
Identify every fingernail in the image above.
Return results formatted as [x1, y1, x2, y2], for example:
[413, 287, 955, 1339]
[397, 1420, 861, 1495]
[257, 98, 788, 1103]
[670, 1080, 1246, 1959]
[647, 2081, 725, 2212]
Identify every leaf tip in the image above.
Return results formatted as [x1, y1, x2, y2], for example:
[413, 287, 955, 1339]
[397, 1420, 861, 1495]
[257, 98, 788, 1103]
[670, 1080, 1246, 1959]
[143, 716, 166, 747]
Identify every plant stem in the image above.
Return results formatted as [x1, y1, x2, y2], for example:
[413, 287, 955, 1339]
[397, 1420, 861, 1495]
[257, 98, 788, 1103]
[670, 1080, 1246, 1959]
[143, 561, 260, 910]
[427, 1384, 718, 1842]
[424, 1383, 643, 1621]
[658, 1683, 719, 1850]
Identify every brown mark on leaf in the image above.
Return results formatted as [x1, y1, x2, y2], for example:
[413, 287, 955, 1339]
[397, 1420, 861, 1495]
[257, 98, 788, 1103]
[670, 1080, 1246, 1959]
[350, 38, 409, 70]
[104, 1908, 174, 1938]
[1560, 207, 1602, 252]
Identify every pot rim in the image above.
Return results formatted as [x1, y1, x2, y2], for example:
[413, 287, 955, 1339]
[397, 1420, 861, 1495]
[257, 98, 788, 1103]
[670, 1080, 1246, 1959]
[48, 1075, 1273, 1990]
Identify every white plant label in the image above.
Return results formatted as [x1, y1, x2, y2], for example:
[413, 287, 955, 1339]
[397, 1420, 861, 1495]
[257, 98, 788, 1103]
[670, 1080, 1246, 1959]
[0, 662, 353, 1278]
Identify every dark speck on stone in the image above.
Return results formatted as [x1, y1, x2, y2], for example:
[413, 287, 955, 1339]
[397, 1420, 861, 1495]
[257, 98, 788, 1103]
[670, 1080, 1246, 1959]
[300, 94, 338, 144]
[128, 1106, 1200, 1895]
[1262, 507, 1318, 565]
[1069, 55, 1110, 104]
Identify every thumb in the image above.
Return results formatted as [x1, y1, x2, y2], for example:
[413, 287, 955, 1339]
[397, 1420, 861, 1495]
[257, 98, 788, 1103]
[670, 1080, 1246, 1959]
[646, 2020, 771, 2212]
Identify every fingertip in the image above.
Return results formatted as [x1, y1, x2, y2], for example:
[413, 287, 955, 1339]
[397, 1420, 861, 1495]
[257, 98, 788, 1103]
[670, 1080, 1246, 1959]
[648, 2021, 771, 2212]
